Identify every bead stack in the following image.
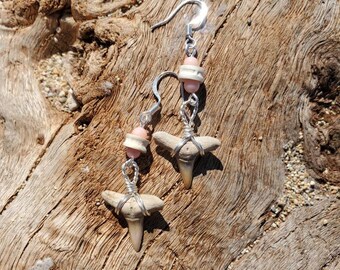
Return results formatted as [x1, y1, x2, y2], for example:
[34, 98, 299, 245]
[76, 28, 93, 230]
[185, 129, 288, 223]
[178, 56, 205, 93]
[123, 126, 149, 158]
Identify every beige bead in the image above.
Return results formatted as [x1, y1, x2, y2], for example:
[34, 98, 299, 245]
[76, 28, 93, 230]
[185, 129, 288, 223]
[184, 56, 199, 66]
[125, 127, 149, 158]
[123, 133, 149, 154]
[178, 64, 205, 83]
[180, 57, 204, 93]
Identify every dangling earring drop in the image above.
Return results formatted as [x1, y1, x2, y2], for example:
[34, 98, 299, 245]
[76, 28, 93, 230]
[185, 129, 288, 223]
[101, 72, 177, 252]
[101, 160, 163, 252]
[151, 0, 221, 189]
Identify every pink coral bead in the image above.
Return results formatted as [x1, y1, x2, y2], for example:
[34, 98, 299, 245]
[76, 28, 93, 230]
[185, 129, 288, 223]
[131, 127, 149, 139]
[183, 80, 201, 93]
[183, 56, 201, 93]
[184, 56, 199, 66]
[126, 127, 149, 159]
[126, 148, 142, 159]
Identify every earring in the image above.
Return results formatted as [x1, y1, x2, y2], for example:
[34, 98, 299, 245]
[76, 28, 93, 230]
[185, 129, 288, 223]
[101, 72, 177, 252]
[151, 0, 221, 189]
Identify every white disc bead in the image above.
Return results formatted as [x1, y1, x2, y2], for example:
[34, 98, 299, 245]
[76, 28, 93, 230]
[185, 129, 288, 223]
[178, 65, 205, 83]
[123, 133, 149, 154]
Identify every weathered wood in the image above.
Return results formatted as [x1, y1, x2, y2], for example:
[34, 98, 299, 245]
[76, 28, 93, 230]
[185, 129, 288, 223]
[231, 197, 340, 270]
[300, 65, 340, 185]
[0, 16, 67, 213]
[0, 0, 339, 269]
[325, 257, 340, 270]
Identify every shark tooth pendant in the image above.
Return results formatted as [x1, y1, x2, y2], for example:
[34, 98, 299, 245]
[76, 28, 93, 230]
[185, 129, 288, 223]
[102, 149, 163, 251]
[153, 131, 220, 188]
[147, 47, 220, 189]
[152, 85, 221, 189]
[150, 60, 221, 189]
[102, 190, 164, 251]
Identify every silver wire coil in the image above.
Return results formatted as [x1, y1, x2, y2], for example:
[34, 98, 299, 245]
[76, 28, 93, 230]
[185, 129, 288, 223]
[115, 159, 150, 216]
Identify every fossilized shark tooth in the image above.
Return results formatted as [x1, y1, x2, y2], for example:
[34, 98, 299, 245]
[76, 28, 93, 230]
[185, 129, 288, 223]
[101, 190, 164, 251]
[153, 131, 221, 189]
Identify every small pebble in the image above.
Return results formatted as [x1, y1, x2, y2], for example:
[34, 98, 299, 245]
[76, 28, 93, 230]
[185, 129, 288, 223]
[35, 51, 79, 113]
[270, 205, 281, 215]
[81, 166, 90, 173]
[59, 96, 67, 103]
[66, 94, 79, 111]
[103, 81, 113, 89]
[59, 91, 66, 97]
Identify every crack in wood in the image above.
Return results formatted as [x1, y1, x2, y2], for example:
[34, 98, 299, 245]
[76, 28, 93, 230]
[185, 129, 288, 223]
[321, 252, 340, 269]
[70, 0, 134, 21]
[227, 196, 336, 268]
[101, 245, 116, 270]
[230, 198, 339, 269]
[248, 0, 261, 20]
[0, 116, 71, 216]
[167, 246, 183, 270]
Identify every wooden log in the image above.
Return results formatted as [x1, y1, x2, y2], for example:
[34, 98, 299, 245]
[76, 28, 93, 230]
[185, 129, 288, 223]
[0, 0, 339, 269]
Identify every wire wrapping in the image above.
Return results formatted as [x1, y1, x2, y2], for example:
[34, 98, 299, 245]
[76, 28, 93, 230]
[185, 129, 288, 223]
[115, 159, 150, 216]
[172, 93, 205, 156]
[185, 36, 197, 57]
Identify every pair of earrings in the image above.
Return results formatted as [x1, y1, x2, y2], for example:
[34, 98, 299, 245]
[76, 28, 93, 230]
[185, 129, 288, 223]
[102, 0, 220, 252]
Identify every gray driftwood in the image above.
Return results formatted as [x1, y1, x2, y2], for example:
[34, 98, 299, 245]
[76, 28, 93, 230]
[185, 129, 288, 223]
[0, 0, 339, 269]
[232, 197, 339, 270]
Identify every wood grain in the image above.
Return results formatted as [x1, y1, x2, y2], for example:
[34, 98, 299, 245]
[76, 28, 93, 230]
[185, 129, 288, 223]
[0, 0, 339, 269]
[0, 16, 67, 213]
[232, 197, 339, 270]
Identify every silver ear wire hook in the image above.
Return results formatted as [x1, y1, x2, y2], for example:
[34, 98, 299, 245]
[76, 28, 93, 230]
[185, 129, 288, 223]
[139, 71, 178, 127]
[151, 0, 208, 56]
[152, 71, 178, 112]
[151, 0, 208, 32]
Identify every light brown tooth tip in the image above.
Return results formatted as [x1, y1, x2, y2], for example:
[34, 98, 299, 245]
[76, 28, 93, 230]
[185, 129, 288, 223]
[177, 157, 196, 189]
[126, 217, 144, 252]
